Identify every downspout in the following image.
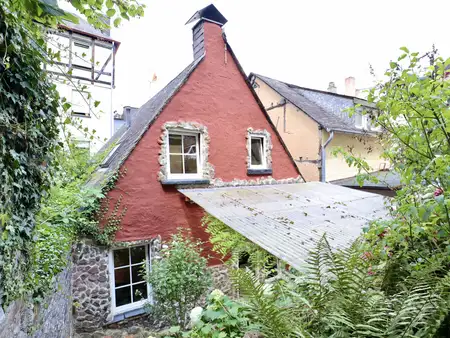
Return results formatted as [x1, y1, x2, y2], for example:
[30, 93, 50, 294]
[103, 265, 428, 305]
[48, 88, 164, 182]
[321, 128, 334, 182]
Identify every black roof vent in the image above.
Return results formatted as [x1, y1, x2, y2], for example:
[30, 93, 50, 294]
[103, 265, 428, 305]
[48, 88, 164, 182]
[185, 4, 228, 26]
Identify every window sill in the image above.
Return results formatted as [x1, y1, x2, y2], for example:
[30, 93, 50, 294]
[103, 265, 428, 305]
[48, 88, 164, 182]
[71, 113, 91, 118]
[247, 168, 272, 175]
[111, 306, 146, 323]
[161, 179, 210, 186]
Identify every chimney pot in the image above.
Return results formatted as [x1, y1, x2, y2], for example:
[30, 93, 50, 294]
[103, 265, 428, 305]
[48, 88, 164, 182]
[345, 77, 356, 96]
[327, 82, 337, 93]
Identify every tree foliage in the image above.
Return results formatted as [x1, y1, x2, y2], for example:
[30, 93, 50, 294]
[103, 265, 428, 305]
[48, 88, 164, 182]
[0, 0, 141, 304]
[191, 47, 450, 337]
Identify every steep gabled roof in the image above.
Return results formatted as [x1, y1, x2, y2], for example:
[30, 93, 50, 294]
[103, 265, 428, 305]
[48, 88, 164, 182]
[88, 56, 204, 187]
[251, 74, 377, 135]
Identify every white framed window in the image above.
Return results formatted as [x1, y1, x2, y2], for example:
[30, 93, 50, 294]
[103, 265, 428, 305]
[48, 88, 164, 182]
[72, 38, 92, 68]
[167, 131, 201, 179]
[71, 89, 91, 117]
[109, 245, 151, 315]
[355, 112, 368, 129]
[249, 135, 266, 169]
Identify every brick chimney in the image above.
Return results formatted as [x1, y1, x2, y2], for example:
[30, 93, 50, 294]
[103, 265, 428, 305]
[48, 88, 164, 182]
[345, 77, 356, 96]
[186, 4, 228, 60]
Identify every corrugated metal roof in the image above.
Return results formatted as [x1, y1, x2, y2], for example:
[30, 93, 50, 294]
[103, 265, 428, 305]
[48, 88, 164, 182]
[179, 182, 389, 270]
[331, 170, 402, 189]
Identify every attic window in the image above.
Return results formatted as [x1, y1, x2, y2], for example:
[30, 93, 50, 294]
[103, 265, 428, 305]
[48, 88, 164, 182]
[250, 136, 265, 168]
[167, 131, 201, 178]
[247, 129, 272, 175]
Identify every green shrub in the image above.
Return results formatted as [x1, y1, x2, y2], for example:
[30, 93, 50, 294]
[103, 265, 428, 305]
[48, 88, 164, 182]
[147, 231, 212, 329]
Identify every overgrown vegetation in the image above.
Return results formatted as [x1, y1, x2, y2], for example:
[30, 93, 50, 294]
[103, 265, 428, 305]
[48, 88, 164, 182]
[0, 0, 142, 305]
[147, 231, 212, 330]
[202, 215, 276, 279]
[167, 47, 450, 337]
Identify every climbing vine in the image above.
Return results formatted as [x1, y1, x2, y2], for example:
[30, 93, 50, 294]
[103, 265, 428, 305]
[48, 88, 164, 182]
[0, 0, 142, 305]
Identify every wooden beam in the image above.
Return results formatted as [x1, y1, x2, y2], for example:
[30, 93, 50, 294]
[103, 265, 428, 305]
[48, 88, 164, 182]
[95, 53, 112, 81]
[47, 70, 112, 86]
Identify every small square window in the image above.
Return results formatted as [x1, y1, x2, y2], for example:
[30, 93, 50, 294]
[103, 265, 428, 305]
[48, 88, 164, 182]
[111, 245, 150, 314]
[249, 135, 266, 169]
[71, 89, 91, 117]
[167, 132, 200, 178]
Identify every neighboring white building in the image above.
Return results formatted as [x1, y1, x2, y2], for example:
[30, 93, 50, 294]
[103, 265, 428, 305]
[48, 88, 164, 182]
[46, 15, 120, 153]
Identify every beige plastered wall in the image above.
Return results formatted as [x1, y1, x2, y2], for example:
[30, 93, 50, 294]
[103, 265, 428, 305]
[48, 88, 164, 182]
[323, 130, 386, 181]
[254, 78, 321, 181]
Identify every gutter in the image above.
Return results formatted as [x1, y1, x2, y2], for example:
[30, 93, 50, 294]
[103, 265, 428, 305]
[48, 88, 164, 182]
[320, 129, 334, 182]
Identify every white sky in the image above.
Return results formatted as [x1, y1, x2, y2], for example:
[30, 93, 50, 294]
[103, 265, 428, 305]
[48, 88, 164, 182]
[107, 0, 450, 110]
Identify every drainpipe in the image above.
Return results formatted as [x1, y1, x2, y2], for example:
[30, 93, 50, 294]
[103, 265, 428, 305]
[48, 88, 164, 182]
[321, 128, 334, 182]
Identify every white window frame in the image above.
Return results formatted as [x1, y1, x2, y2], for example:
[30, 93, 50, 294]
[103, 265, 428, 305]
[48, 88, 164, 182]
[109, 245, 152, 315]
[249, 135, 267, 169]
[72, 36, 92, 68]
[166, 130, 202, 180]
[71, 89, 91, 117]
[355, 112, 368, 129]
[74, 139, 90, 151]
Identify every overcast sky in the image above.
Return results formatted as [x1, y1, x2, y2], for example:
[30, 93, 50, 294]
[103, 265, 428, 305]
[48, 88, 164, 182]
[109, 0, 450, 110]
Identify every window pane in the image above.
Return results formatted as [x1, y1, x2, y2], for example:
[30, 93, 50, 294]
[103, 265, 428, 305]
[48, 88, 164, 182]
[170, 155, 183, 174]
[184, 155, 198, 174]
[355, 113, 363, 127]
[183, 135, 197, 154]
[115, 286, 132, 307]
[114, 267, 130, 287]
[133, 283, 148, 302]
[169, 135, 182, 153]
[251, 138, 263, 165]
[130, 246, 146, 264]
[131, 265, 145, 284]
[114, 248, 129, 267]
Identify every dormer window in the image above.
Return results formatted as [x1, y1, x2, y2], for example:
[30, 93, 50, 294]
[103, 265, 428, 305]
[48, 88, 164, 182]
[167, 132, 201, 178]
[355, 112, 367, 129]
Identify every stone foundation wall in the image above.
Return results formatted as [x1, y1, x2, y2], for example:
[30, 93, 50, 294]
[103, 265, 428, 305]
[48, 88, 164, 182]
[72, 241, 111, 332]
[209, 265, 234, 297]
[0, 265, 72, 338]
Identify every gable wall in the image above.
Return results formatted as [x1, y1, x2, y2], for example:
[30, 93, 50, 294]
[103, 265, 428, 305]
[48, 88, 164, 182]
[106, 21, 299, 262]
[323, 130, 386, 181]
[253, 78, 321, 181]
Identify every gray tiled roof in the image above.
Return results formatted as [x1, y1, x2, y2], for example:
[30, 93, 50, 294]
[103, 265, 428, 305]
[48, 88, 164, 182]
[88, 56, 204, 187]
[331, 170, 402, 189]
[253, 74, 375, 135]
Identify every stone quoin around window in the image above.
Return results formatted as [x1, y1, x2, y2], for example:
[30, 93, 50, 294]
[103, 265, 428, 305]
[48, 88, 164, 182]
[246, 128, 273, 175]
[158, 121, 214, 185]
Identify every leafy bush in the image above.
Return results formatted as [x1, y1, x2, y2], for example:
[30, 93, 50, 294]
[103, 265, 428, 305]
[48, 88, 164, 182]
[147, 231, 212, 329]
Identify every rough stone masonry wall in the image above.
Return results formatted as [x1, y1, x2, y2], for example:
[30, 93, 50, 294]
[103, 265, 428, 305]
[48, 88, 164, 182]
[72, 240, 111, 332]
[0, 265, 72, 338]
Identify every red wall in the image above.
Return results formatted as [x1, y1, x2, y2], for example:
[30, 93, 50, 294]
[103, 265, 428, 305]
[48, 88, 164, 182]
[107, 22, 298, 263]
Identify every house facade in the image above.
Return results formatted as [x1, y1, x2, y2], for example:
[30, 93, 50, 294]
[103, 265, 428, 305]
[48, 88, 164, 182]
[72, 5, 301, 331]
[46, 14, 119, 153]
[249, 74, 387, 182]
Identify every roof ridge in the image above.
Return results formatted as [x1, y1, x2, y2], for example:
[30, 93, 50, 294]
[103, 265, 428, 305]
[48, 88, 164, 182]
[252, 73, 366, 100]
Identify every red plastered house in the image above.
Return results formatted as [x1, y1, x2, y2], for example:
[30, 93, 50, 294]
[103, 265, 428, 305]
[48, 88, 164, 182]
[73, 4, 301, 330]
